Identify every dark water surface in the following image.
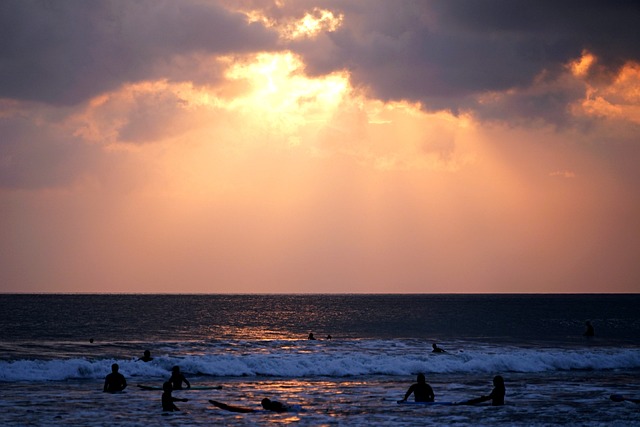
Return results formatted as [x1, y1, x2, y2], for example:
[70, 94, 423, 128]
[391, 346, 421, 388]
[0, 294, 639, 425]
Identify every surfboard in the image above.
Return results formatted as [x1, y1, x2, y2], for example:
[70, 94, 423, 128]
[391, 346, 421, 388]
[138, 384, 222, 391]
[209, 399, 257, 413]
[397, 400, 455, 406]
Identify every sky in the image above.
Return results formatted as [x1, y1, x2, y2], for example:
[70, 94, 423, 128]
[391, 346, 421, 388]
[1, 0, 640, 294]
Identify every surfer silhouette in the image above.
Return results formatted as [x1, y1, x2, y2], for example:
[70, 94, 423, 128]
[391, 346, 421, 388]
[432, 343, 446, 353]
[400, 373, 435, 402]
[584, 321, 595, 337]
[139, 350, 153, 362]
[162, 381, 188, 411]
[103, 363, 127, 392]
[308, 333, 316, 340]
[457, 375, 505, 406]
[169, 366, 191, 390]
[261, 398, 290, 412]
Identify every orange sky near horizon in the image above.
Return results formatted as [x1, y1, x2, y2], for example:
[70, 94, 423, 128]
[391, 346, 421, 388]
[1, 2, 640, 293]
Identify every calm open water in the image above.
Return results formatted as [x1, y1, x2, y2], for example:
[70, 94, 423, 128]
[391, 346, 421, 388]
[0, 294, 639, 426]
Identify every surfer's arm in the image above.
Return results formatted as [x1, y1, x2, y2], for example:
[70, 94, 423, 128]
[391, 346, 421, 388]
[402, 385, 415, 401]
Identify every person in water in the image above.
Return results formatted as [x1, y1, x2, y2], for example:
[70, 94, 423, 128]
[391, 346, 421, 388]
[261, 398, 290, 412]
[308, 333, 316, 340]
[162, 381, 188, 412]
[103, 363, 127, 392]
[584, 321, 595, 337]
[432, 343, 446, 353]
[400, 373, 435, 402]
[458, 375, 505, 406]
[169, 366, 191, 390]
[139, 350, 153, 362]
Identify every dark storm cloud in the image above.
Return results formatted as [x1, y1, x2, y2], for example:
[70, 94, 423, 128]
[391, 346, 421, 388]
[0, 0, 277, 105]
[288, 0, 640, 120]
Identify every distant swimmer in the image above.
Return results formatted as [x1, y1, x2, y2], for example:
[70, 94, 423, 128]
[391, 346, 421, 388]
[103, 363, 127, 393]
[457, 375, 505, 406]
[308, 333, 316, 340]
[326, 334, 332, 340]
[162, 381, 188, 412]
[399, 373, 435, 403]
[139, 350, 153, 362]
[432, 343, 446, 353]
[584, 321, 595, 337]
[89, 338, 94, 343]
[169, 366, 191, 390]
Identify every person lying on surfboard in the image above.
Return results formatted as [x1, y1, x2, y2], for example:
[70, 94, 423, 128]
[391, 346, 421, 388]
[399, 373, 435, 402]
[261, 398, 290, 412]
[610, 394, 640, 404]
[457, 375, 505, 406]
[209, 397, 292, 413]
[162, 381, 188, 412]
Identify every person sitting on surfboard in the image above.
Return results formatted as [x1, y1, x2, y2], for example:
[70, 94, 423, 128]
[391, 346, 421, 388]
[432, 343, 446, 353]
[400, 373, 435, 402]
[103, 363, 127, 393]
[162, 381, 188, 412]
[169, 366, 191, 390]
[457, 375, 505, 406]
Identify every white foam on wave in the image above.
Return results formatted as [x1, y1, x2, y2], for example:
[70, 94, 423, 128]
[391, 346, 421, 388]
[1, 343, 639, 382]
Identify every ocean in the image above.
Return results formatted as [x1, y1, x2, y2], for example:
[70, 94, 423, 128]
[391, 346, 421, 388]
[0, 294, 638, 426]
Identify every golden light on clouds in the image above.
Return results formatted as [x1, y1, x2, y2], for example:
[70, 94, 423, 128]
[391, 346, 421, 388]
[570, 50, 596, 77]
[570, 52, 640, 124]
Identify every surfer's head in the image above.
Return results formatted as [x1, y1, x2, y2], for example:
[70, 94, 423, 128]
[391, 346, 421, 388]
[261, 398, 271, 409]
[172, 366, 180, 373]
[417, 373, 425, 383]
[493, 375, 504, 388]
[163, 381, 172, 392]
[111, 363, 119, 373]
